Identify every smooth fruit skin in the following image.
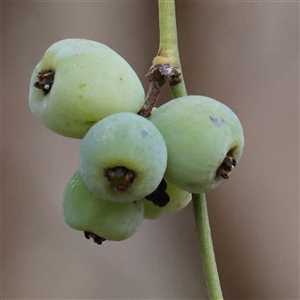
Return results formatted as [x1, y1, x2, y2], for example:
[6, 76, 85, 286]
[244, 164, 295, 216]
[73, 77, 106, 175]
[149, 95, 244, 193]
[79, 112, 168, 202]
[29, 39, 145, 138]
[63, 170, 144, 241]
[143, 179, 191, 219]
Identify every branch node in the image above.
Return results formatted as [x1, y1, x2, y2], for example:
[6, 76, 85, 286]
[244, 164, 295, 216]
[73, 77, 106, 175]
[138, 63, 182, 118]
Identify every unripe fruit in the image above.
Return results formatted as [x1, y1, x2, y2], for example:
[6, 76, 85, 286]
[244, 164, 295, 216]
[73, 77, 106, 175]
[143, 179, 192, 219]
[29, 38, 145, 138]
[149, 95, 244, 193]
[79, 112, 168, 202]
[63, 170, 144, 242]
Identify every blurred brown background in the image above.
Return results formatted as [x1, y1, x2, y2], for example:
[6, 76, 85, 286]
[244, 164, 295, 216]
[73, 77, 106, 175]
[2, 1, 299, 299]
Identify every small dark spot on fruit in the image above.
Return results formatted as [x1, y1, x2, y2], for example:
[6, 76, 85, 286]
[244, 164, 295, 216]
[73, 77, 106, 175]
[141, 129, 148, 137]
[209, 116, 227, 128]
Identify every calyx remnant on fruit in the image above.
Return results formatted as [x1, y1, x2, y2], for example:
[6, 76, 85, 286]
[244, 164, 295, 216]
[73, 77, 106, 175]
[145, 178, 170, 207]
[84, 231, 106, 245]
[216, 150, 237, 179]
[104, 166, 136, 192]
[34, 69, 55, 95]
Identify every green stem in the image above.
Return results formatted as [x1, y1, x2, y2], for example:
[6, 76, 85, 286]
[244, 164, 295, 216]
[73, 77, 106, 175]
[157, 1, 224, 299]
[192, 193, 224, 300]
[156, 0, 187, 98]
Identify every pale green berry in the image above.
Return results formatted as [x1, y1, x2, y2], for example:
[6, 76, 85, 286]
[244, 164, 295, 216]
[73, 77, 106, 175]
[149, 95, 244, 193]
[63, 170, 144, 242]
[79, 112, 168, 202]
[29, 38, 144, 138]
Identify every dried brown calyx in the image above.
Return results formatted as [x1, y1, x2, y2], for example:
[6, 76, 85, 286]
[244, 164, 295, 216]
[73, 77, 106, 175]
[104, 166, 136, 192]
[145, 178, 170, 207]
[216, 150, 237, 179]
[84, 231, 106, 245]
[34, 69, 55, 95]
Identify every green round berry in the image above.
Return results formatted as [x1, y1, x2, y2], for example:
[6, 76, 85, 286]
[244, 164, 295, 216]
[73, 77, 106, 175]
[79, 112, 168, 202]
[63, 170, 144, 242]
[149, 95, 244, 193]
[29, 38, 145, 138]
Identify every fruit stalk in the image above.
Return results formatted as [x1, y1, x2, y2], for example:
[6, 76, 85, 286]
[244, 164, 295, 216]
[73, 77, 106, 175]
[155, 0, 187, 98]
[192, 193, 224, 300]
[156, 1, 224, 299]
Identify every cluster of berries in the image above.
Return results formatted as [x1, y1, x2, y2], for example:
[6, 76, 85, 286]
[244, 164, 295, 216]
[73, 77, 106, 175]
[29, 39, 244, 244]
